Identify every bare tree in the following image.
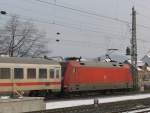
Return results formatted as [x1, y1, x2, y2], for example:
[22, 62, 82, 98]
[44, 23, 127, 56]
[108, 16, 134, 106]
[0, 15, 50, 57]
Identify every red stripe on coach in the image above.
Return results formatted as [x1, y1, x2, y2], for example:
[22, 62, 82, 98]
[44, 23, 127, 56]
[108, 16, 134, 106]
[0, 82, 61, 86]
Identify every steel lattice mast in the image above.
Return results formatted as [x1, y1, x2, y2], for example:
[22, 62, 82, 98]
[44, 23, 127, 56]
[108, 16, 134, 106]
[131, 7, 138, 90]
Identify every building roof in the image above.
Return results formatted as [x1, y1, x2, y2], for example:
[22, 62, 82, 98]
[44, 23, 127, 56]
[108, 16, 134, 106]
[0, 57, 60, 65]
[142, 55, 150, 66]
[137, 61, 145, 66]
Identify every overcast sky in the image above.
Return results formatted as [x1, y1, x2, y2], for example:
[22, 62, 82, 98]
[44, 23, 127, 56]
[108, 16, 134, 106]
[0, 0, 150, 59]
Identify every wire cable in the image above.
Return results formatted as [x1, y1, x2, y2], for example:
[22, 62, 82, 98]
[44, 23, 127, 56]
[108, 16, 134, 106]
[31, 0, 150, 31]
[33, 0, 129, 24]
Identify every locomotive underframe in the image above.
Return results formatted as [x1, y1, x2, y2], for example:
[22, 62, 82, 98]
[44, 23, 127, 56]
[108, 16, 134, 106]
[64, 82, 133, 92]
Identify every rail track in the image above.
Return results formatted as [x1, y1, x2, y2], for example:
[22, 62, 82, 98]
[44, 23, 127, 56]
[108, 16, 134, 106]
[122, 107, 150, 113]
[26, 97, 150, 113]
[45, 89, 150, 102]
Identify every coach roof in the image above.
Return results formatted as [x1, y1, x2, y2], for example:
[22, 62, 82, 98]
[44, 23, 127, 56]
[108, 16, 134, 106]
[0, 57, 60, 65]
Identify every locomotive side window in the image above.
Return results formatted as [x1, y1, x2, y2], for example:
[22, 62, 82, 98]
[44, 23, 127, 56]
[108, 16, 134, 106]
[50, 69, 54, 79]
[14, 68, 24, 79]
[0, 68, 10, 79]
[56, 69, 60, 79]
[39, 68, 47, 79]
[27, 68, 36, 79]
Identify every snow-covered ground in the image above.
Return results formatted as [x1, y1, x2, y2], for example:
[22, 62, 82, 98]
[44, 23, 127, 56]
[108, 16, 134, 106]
[122, 108, 150, 113]
[46, 93, 150, 110]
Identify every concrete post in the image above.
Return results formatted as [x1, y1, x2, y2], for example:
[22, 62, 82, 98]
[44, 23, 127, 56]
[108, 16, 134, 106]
[94, 98, 99, 107]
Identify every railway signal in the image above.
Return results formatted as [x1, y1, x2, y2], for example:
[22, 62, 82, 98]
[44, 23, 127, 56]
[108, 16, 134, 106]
[126, 47, 131, 55]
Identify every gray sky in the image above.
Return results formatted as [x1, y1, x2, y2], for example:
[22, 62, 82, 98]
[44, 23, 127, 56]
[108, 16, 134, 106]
[0, 0, 150, 59]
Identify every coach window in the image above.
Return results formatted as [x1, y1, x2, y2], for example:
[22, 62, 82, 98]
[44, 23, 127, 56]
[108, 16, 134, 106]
[14, 68, 24, 79]
[39, 68, 47, 79]
[56, 69, 60, 79]
[0, 68, 10, 79]
[27, 68, 36, 79]
[50, 69, 55, 79]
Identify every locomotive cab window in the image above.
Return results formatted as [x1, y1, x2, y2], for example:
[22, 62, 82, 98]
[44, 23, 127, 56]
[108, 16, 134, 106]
[56, 69, 60, 79]
[50, 69, 54, 79]
[39, 68, 47, 79]
[0, 68, 10, 79]
[14, 68, 24, 79]
[27, 68, 36, 79]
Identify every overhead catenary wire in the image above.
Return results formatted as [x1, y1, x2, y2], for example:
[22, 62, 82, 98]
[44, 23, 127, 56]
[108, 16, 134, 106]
[0, 1, 130, 52]
[1, 0, 128, 32]
[0, 7, 126, 34]
[49, 37, 126, 52]
[135, 1, 150, 11]
[1, 11, 150, 45]
[2, 0, 150, 32]
[31, 0, 150, 31]
[137, 12, 150, 21]
[33, 0, 129, 24]
[0, 12, 130, 54]
[1, 13, 129, 41]
[0, 3, 127, 37]
[1, 0, 150, 54]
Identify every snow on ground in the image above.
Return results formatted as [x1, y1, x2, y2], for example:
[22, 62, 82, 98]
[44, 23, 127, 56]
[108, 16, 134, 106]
[122, 108, 150, 113]
[46, 93, 150, 110]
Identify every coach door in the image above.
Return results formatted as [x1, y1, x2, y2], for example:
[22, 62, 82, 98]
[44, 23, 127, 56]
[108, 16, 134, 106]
[13, 68, 24, 92]
[39, 68, 48, 89]
[49, 67, 61, 91]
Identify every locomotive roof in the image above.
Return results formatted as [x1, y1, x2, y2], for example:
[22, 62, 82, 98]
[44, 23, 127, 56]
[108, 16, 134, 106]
[76, 61, 126, 67]
[0, 57, 60, 65]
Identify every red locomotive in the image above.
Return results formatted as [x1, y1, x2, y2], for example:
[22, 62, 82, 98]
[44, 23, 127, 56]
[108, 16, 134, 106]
[63, 60, 133, 93]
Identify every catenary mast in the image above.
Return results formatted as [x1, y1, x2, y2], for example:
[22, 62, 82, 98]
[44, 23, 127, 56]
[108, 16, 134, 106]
[131, 7, 138, 90]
